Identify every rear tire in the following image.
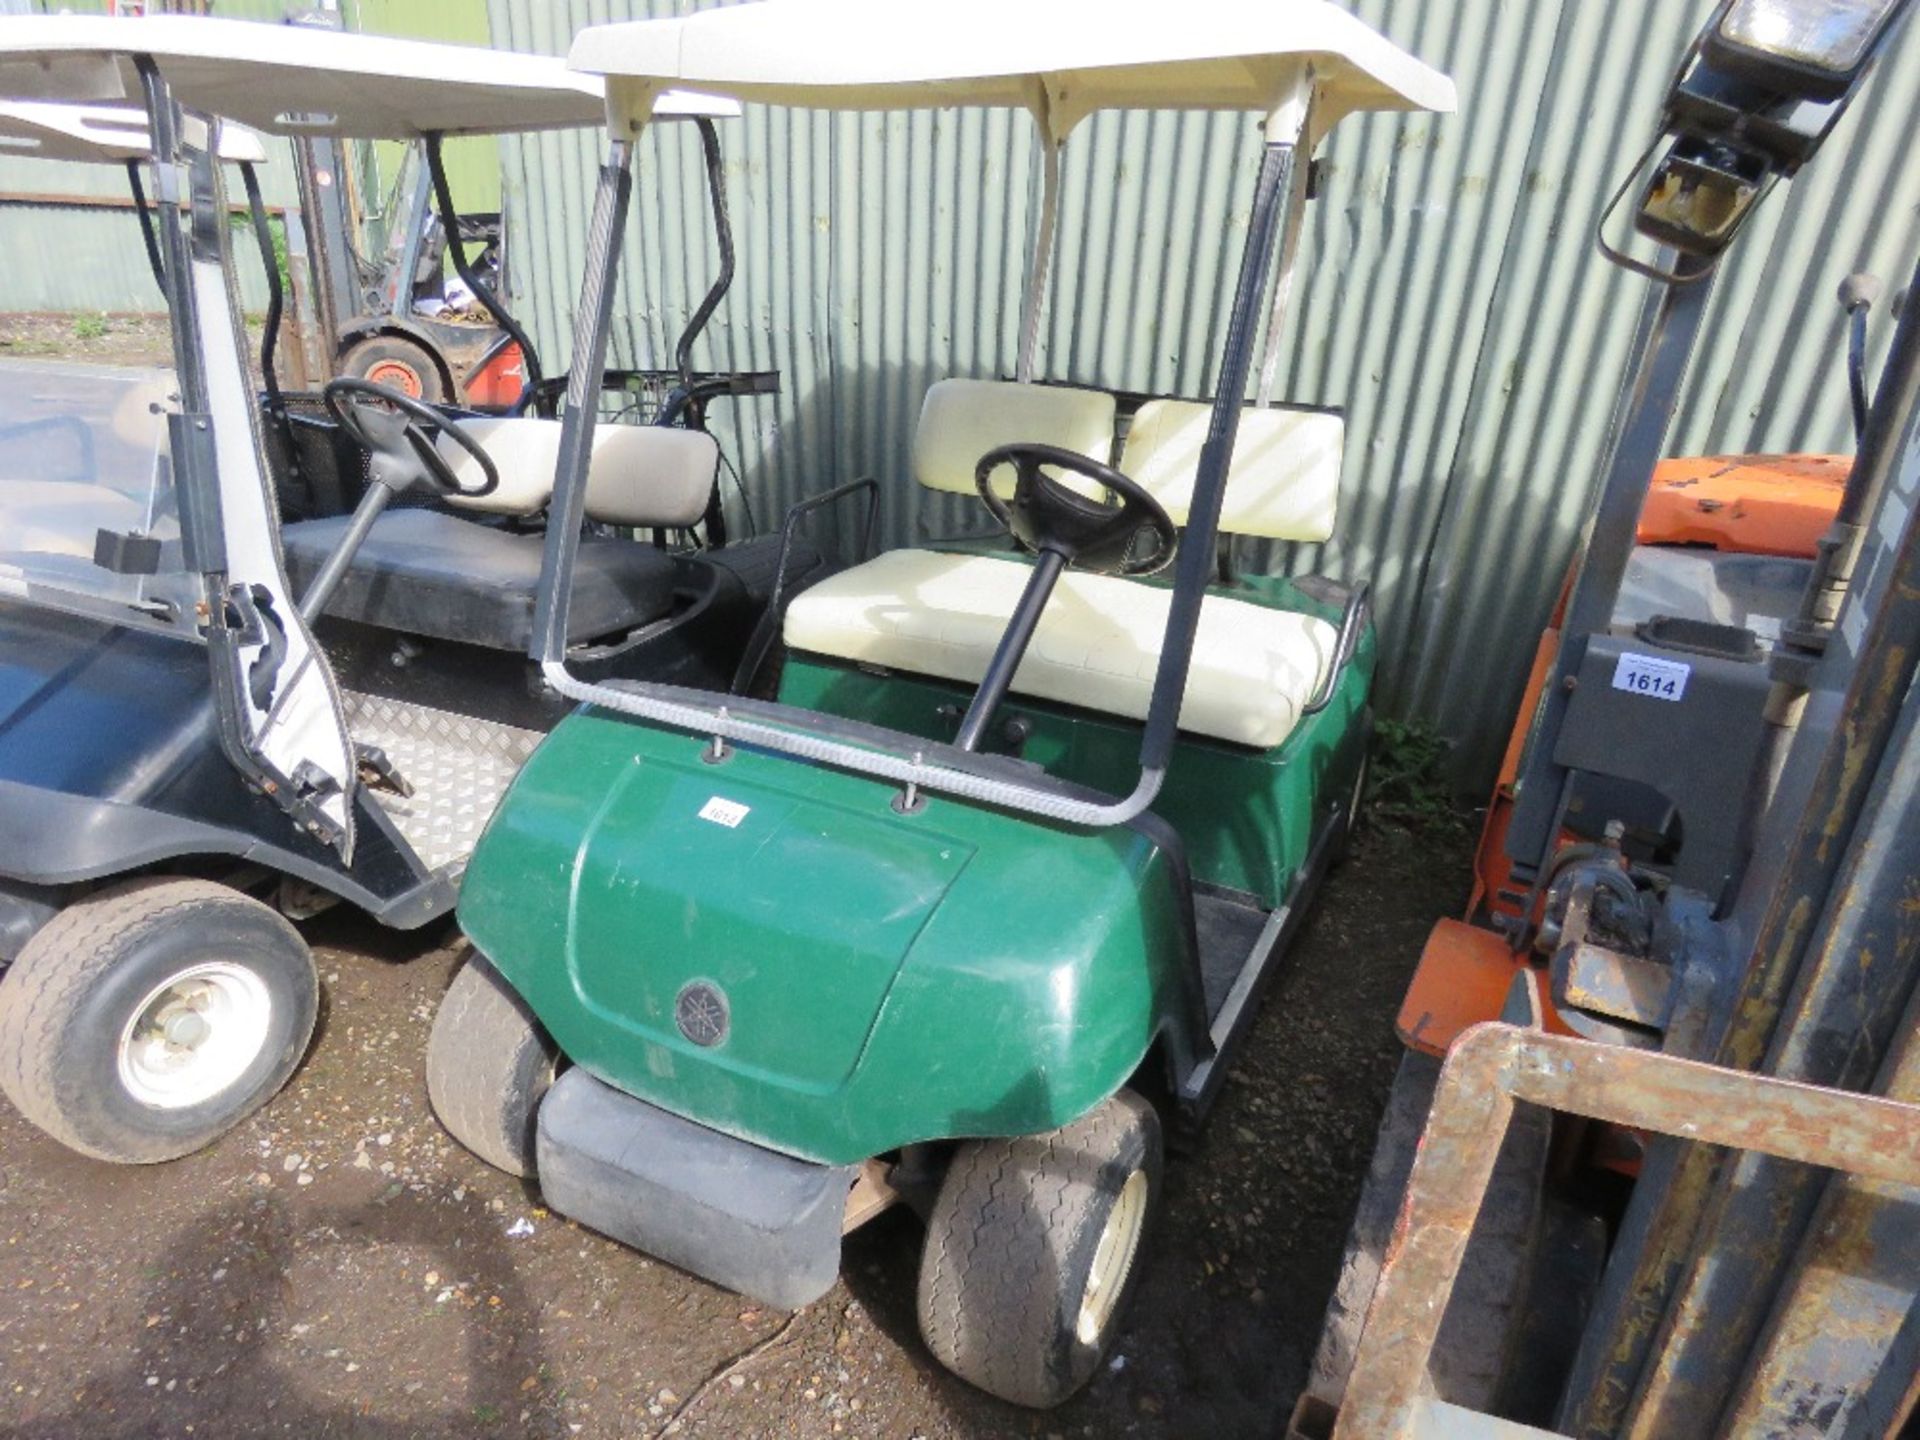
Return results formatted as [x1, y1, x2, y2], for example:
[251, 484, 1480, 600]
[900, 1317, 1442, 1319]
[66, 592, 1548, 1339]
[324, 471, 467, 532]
[338, 335, 446, 403]
[917, 1090, 1162, 1408]
[427, 953, 558, 1178]
[0, 879, 317, 1164]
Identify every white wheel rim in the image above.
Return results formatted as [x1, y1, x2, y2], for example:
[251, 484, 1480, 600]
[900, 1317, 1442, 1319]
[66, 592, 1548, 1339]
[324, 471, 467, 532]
[116, 962, 274, 1110]
[1076, 1168, 1149, 1346]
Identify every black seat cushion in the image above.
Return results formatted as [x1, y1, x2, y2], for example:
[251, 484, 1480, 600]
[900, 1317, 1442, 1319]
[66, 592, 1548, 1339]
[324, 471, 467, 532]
[282, 508, 678, 652]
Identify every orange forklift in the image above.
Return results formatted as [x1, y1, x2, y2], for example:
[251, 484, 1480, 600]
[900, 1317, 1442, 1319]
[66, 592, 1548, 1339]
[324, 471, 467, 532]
[1292, 0, 1920, 1435]
[1413, 359, 1869, 1057]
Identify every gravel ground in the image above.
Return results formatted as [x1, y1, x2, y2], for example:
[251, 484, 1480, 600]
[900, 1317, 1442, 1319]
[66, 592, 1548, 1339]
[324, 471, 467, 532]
[0, 820, 1468, 1440]
[0, 313, 178, 369]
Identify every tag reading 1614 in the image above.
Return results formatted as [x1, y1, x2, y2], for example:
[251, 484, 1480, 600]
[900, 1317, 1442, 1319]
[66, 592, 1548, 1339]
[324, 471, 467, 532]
[1611, 651, 1690, 702]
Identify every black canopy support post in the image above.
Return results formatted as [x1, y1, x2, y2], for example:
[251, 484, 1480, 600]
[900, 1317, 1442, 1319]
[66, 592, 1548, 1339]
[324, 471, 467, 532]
[125, 158, 168, 296]
[1503, 258, 1716, 914]
[1137, 138, 1296, 776]
[238, 160, 283, 409]
[423, 131, 542, 404]
[953, 548, 1069, 752]
[135, 59, 220, 572]
[676, 116, 735, 386]
[531, 138, 634, 667]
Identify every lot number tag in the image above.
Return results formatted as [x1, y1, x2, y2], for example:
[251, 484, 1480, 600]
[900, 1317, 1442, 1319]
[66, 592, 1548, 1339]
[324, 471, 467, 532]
[698, 796, 751, 828]
[1612, 652, 1690, 702]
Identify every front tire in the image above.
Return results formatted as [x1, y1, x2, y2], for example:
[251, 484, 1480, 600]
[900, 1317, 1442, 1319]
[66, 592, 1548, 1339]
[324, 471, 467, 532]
[427, 953, 558, 1178]
[917, 1090, 1162, 1407]
[0, 879, 317, 1164]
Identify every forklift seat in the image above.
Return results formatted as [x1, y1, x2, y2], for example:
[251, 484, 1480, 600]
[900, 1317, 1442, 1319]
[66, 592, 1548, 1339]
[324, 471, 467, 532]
[782, 548, 1337, 749]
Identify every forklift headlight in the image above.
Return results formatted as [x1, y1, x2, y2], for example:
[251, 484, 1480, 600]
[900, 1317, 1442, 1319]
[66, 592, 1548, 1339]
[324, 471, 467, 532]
[1705, 0, 1907, 97]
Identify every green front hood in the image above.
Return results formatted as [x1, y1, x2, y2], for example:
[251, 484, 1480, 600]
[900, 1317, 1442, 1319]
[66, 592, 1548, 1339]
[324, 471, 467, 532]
[533, 746, 972, 1092]
[459, 709, 1192, 1166]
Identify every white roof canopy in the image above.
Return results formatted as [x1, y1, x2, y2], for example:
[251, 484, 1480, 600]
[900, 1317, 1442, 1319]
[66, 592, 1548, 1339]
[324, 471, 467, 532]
[569, 0, 1454, 138]
[0, 15, 735, 140]
[0, 100, 266, 164]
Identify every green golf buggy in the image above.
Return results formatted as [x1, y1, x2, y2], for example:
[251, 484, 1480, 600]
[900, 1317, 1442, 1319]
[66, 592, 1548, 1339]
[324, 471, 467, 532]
[430, 0, 1453, 1407]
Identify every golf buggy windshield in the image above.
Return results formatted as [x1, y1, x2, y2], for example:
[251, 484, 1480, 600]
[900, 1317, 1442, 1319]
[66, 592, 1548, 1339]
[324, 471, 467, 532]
[0, 359, 196, 628]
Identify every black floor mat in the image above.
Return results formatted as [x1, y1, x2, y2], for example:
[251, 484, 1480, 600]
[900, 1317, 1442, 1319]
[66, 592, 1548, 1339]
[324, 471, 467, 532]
[1195, 891, 1270, 1022]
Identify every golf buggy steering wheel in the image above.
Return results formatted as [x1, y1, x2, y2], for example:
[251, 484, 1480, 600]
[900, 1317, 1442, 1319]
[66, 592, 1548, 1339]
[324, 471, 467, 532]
[974, 442, 1176, 576]
[322, 376, 499, 501]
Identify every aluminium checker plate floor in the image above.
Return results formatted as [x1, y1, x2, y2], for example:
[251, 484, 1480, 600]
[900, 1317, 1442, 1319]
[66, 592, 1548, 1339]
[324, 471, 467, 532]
[341, 690, 544, 876]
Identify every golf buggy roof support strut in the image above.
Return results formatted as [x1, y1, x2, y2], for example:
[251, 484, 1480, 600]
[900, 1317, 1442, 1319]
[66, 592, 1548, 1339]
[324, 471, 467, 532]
[237, 158, 281, 410]
[1139, 74, 1310, 778]
[531, 127, 637, 670]
[135, 58, 222, 576]
[1014, 115, 1061, 386]
[133, 59, 257, 795]
[125, 157, 168, 295]
[423, 130, 544, 407]
[674, 115, 735, 389]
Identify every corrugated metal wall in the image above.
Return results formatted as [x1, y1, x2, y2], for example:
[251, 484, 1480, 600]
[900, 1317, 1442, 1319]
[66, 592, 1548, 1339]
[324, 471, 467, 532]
[489, 0, 1920, 788]
[470, 6, 1919, 781]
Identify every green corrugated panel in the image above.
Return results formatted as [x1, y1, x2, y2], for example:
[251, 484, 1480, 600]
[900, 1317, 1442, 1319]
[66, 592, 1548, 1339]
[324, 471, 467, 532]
[479, 3, 1920, 784]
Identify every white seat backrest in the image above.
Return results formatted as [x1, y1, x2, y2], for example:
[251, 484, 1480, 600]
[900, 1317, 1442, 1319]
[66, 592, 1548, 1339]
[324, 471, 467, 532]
[434, 417, 719, 528]
[582, 425, 719, 529]
[436, 416, 561, 516]
[913, 378, 1116, 499]
[1119, 399, 1343, 542]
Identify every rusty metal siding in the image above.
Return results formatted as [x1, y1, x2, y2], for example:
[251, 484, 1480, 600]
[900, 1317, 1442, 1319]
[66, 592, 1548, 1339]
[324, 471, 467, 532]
[492, 0, 1920, 787]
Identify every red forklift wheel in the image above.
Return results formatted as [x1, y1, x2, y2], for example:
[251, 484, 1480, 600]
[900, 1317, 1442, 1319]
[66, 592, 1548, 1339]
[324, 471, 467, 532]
[338, 336, 445, 404]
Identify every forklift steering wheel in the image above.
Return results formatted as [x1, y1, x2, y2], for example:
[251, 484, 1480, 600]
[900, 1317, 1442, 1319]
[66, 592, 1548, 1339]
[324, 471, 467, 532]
[975, 442, 1177, 576]
[322, 376, 500, 500]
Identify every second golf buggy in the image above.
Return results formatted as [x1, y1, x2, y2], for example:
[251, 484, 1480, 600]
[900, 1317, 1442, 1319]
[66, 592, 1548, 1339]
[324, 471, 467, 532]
[0, 18, 823, 1167]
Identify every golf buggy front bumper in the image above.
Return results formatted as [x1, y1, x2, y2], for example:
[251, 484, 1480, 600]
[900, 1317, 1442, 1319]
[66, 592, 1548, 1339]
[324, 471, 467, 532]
[537, 1065, 858, 1310]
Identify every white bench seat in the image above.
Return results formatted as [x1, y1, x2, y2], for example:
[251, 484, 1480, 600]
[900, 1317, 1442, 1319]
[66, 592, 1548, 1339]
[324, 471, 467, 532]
[782, 548, 1337, 749]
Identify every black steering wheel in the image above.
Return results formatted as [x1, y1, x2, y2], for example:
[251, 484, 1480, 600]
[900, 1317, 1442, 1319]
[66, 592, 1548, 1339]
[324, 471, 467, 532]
[974, 442, 1177, 576]
[322, 376, 499, 500]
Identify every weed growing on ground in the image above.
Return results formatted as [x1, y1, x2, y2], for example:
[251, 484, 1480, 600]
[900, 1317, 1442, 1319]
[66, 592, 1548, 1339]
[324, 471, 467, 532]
[71, 313, 110, 341]
[1366, 717, 1470, 837]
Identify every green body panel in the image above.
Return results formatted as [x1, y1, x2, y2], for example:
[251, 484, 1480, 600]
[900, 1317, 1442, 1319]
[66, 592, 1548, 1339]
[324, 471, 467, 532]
[459, 716, 1194, 1166]
[459, 569, 1371, 1166]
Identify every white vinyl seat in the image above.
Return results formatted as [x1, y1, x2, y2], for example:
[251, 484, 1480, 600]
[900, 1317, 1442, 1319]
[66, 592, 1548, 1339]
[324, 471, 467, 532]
[435, 415, 720, 526]
[784, 548, 1336, 748]
[283, 417, 720, 651]
[781, 382, 1349, 749]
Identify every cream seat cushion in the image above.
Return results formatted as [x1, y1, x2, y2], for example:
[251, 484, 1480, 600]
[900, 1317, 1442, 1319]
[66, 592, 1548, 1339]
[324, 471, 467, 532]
[783, 548, 1338, 749]
[913, 378, 1116, 498]
[436, 416, 718, 527]
[1119, 398, 1343, 542]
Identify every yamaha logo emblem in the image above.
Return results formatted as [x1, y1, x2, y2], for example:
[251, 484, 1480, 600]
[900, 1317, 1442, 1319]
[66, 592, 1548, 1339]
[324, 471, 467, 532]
[675, 981, 730, 1048]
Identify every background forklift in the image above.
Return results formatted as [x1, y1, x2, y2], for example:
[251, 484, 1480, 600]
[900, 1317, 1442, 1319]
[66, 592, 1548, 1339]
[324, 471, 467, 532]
[1294, 1, 1920, 1435]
